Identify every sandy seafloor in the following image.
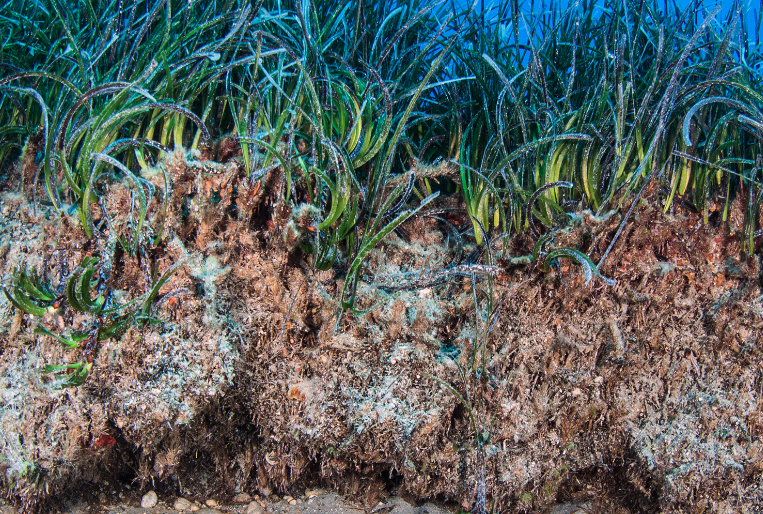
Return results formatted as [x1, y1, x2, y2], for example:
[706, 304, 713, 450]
[0, 490, 473, 514]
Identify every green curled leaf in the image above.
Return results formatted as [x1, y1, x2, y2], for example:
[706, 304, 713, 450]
[682, 97, 762, 147]
[18, 267, 55, 302]
[34, 325, 83, 350]
[65, 257, 99, 313]
[76, 260, 104, 313]
[141, 259, 185, 319]
[43, 360, 92, 388]
[3, 266, 57, 316]
[65, 268, 85, 313]
[541, 248, 617, 286]
[531, 233, 554, 263]
[3, 288, 47, 316]
[99, 315, 132, 340]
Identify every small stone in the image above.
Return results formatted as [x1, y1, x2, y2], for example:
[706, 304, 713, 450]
[174, 497, 192, 511]
[548, 502, 593, 514]
[190, 505, 200, 512]
[141, 491, 158, 508]
[234, 492, 253, 504]
[205, 499, 218, 508]
[305, 489, 323, 498]
[288, 500, 297, 506]
[246, 501, 265, 514]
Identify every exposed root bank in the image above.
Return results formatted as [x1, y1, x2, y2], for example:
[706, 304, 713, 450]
[1, 148, 761, 513]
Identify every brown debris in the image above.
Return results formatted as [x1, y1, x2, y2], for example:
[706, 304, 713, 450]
[0, 150, 761, 514]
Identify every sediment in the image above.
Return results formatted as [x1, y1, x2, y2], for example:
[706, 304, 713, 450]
[1, 147, 761, 513]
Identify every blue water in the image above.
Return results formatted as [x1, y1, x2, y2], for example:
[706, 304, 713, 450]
[454, 0, 761, 47]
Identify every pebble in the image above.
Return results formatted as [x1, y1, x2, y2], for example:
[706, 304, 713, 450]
[246, 501, 265, 514]
[305, 489, 323, 498]
[548, 502, 593, 514]
[234, 492, 253, 503]
[141, 490, 158, 508]
[174, 497, 192, 510]
[190, 505, 200, 512]
[205, 499, 218, 507]
[288, 500, 297, 506]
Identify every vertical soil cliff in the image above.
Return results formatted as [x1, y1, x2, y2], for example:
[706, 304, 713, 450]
[1, 144, 761, 513]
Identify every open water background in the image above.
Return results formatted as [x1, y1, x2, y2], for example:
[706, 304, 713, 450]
[453, 0, 761, 49]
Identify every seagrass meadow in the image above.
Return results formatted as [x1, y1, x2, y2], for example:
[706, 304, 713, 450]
[0, 0, 762, 512]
